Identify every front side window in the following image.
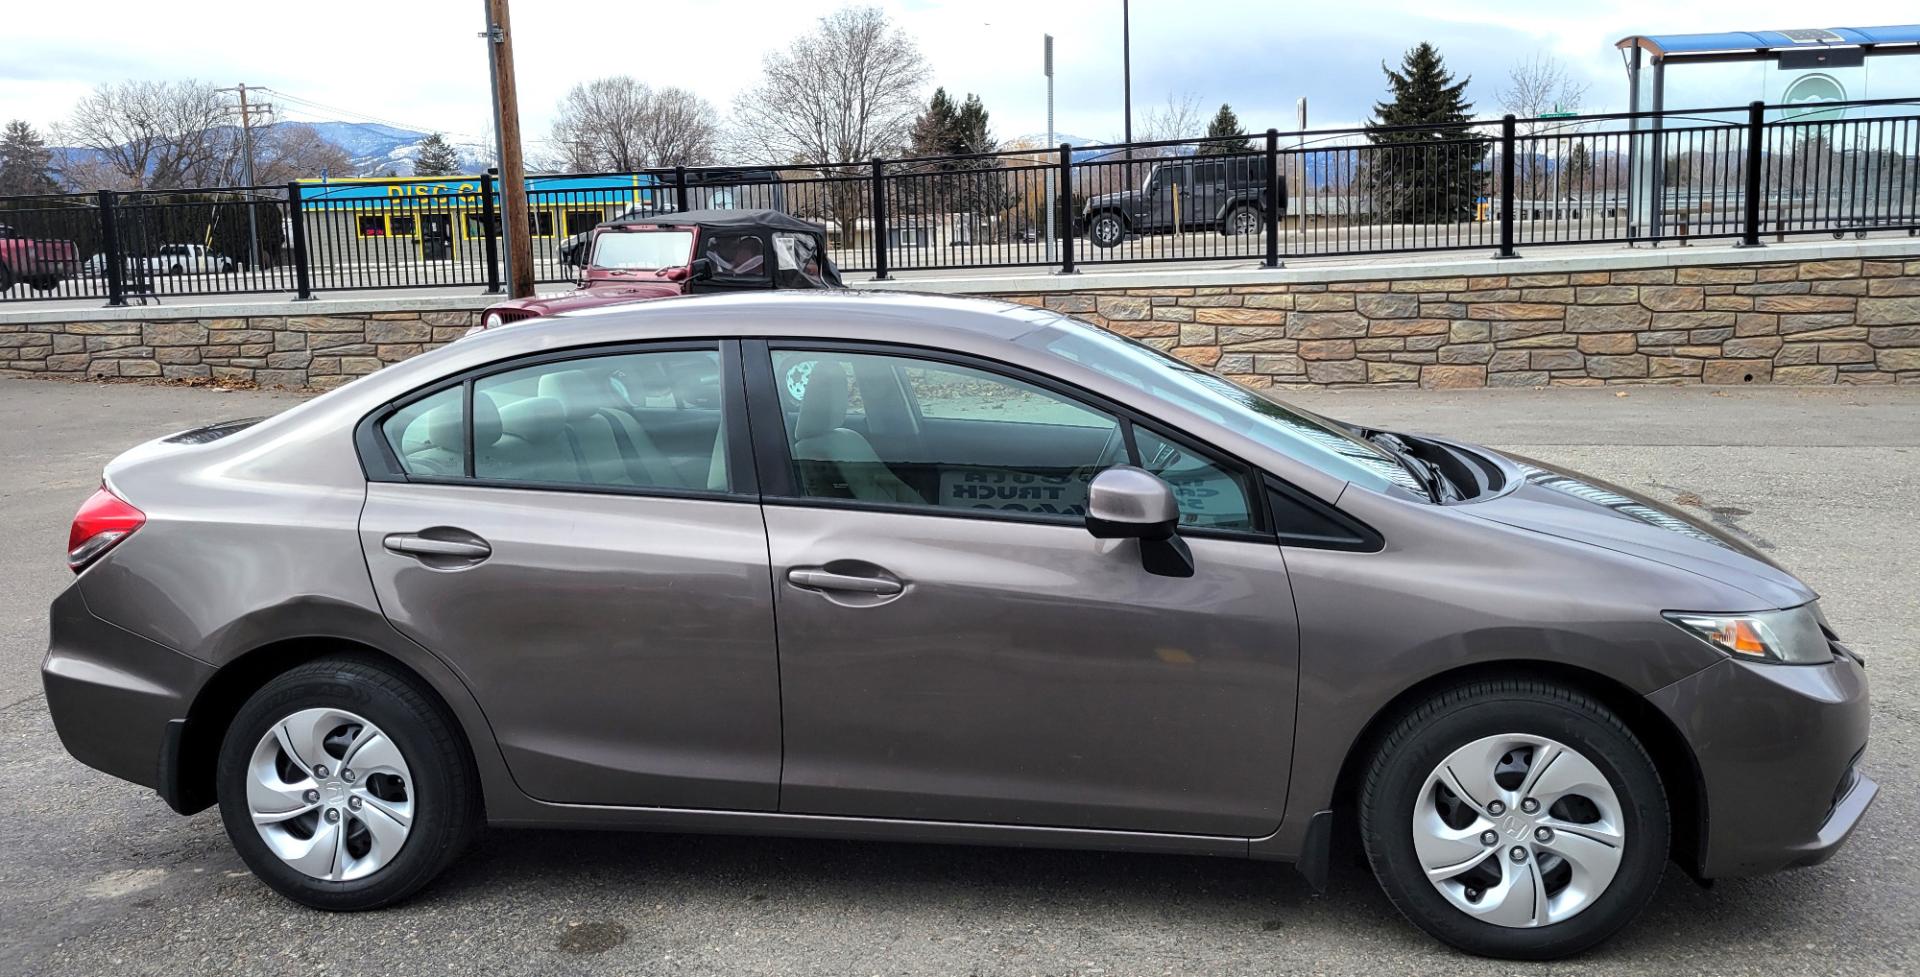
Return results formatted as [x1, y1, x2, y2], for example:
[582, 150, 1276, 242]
[706, 233, 767, 280]
[1133, 426, 1253, 530]
[772, 350, 1124, 519]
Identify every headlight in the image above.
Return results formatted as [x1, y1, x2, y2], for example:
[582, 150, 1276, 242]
[1664, 604, 1832, 664]
[466, 311, 505, 337]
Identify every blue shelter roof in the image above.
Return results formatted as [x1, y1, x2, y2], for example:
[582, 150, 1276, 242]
[1618, 25, 1920, 57]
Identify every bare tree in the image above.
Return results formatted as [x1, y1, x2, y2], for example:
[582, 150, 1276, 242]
[729, 6, 927, 165]
[56, 80, 232, 189]
[249, 123, 356, 183]
[1498, 53, 1589, 132]
[550, 77, 721, 172]
[1141, 92, 1206, 144]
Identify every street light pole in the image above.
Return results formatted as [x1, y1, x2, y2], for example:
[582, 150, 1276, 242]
[1122, 0, 1133, 160]
[1045, 34, 1056, 263]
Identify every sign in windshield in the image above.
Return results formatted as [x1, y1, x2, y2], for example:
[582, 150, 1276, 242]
[592, 230, 695, 270]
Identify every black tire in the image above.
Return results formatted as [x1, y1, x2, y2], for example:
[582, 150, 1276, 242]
[28, 276, 60, 292]
[1087, 212, 1126, 249]
[217, 655, 478, 911]
[0, 263, 13, 293]
[1358, 679, 1668, 960]
[168, 263, 184, 275]
[1223, 205, 1261, 236]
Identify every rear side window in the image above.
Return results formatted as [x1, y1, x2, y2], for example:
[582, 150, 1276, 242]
[382, 387, 463, 476]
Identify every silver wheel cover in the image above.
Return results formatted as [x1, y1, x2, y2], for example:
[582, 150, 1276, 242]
[247, 708, 415, 881]
[1412, 734, 1626, 928]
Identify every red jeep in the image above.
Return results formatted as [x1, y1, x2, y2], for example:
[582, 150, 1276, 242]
[469, 209, 841, 335]
[0, 223, 81, 294]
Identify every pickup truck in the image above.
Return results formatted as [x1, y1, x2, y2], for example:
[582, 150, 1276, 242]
[1079, 156, 1285, 249]
[137, 244, 236, 275]
[0, 224, 81, 293]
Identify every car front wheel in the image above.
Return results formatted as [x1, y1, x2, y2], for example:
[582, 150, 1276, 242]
[1359, 679, 1668, 959]
[1087, 213, 1126, 249]
[217, 655, 478, 910]
[1224, 206, 1261, 236]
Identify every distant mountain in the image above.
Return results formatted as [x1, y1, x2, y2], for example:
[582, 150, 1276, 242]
[48, 121, 494, 183]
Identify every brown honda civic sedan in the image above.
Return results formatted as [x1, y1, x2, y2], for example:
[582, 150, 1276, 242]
[44, 292, 1873, 959]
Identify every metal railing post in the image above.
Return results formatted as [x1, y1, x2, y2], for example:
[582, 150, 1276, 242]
[674, 165, 690, 214]
[1058, 143, 1076, 274]
[1263, 129, 1281, 268]
[1495, 115, 1518, 259]
[97, 189, 126, 307]
[870, 158, 891, 281]
[479, 172, 503, 293]
[1739, 100, 1765, 248]
[286, 182, 313, 300]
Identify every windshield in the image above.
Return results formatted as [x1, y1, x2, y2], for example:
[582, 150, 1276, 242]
[1022, 314, 1424, 494]
[591, 230, 694, 270]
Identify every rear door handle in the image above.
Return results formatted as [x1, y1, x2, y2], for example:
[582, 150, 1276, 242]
[383, 533, 491, 559]
[786, 567, 903, 596]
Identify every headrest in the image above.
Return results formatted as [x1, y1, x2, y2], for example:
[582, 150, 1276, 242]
[793, 360, 849, 441]
[537, 369, 616, 421]
[496, 396, 568, 443]
[424, 392, 502, 451]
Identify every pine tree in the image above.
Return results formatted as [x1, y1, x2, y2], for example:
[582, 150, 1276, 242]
[1366, 43, 1485, 223]
[412, 133, 463, 177]
[909, 89, 960, 159]
[952, 94, 994, 155]
[0, 120, 60, 195]
[1200, 104, 1252, 155]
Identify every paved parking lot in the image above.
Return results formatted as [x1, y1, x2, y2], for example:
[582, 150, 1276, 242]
[0, 375, 1915, 976]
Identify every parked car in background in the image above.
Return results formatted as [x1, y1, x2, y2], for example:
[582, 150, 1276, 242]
[0, 223, 81, 292]
[138, 244, 236, 276]
[47, 292, 1874, 960]
[1080, 157, 1284, 249]
[471, 209, 841, 334]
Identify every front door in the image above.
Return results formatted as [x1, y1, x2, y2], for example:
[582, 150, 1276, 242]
[1148, 163, 1189, 232]
[357, 341, 781, 810]
[751, 343, 1299, 837]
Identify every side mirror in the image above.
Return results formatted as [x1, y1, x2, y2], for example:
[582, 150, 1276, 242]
[689, 256, 713, 279]
[1085, 466, 1193, 578]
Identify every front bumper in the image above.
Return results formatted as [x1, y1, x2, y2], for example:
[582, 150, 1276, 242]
[1647, 651, 1875, 878]
[42, 585, 213, 798]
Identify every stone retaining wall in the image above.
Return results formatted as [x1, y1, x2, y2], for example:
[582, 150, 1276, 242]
[999, 256, 1920, 388]
[3, 253, 1917, 389]
[0, 310, 480, 389]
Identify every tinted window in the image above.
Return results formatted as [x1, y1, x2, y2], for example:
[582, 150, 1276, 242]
[382, 386, 464, 476]
[1133, 426, 1253, 530]
[468, 348, 729, 492]
[706, 234, 767, 280]
[772, 350, 1124, 519]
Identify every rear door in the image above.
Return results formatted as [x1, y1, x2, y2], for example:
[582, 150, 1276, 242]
[356, 340, 782, 810]
[749, 341, 1300, 837]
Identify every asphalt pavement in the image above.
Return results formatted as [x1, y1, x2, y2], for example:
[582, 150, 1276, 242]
[0, 376, 1915, 976]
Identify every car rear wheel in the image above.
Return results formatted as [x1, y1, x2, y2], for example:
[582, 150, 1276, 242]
[1087, 213, 1126, 249]
[216, 656, 478, 911]
[1224, 206, 1261, 236]
[1358, 679, 1668, 959]
[0, 263, 13, 292]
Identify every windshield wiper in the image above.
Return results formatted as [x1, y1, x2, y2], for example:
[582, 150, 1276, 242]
[1366, 431, 1454, 503]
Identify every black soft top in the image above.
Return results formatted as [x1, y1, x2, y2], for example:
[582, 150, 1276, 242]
[608, 208, 826, 238]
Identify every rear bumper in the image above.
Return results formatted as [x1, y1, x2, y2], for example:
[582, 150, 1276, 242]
[42, 584, 212, 797]
[1647, 653, 1875, 878]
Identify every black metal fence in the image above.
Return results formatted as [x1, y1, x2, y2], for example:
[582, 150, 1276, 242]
[2, 97, 1915, 306]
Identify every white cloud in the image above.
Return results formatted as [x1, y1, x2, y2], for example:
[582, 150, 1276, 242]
[3, 0, 1915, 151]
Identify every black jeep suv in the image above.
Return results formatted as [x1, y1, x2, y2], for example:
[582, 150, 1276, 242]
[1080, 156, 1284, 249]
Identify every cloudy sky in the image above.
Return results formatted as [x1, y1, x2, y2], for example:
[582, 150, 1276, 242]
[4, 0, 1918, 151]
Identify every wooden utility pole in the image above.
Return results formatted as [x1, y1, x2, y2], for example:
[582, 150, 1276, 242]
[481, 0, 533, 297]
[216, 83, 273, 271]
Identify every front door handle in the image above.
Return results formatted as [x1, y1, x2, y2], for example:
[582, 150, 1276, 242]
[787, 567, 903, 596]
[384, 532, 491, 560]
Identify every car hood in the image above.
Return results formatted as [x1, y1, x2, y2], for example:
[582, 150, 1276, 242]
[1085, 190, 1139, 210]
[496, 281, 683, 317]
[1461, 450, 1814, 609]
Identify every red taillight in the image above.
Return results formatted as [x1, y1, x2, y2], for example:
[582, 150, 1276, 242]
[68, 484, 145, 572]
